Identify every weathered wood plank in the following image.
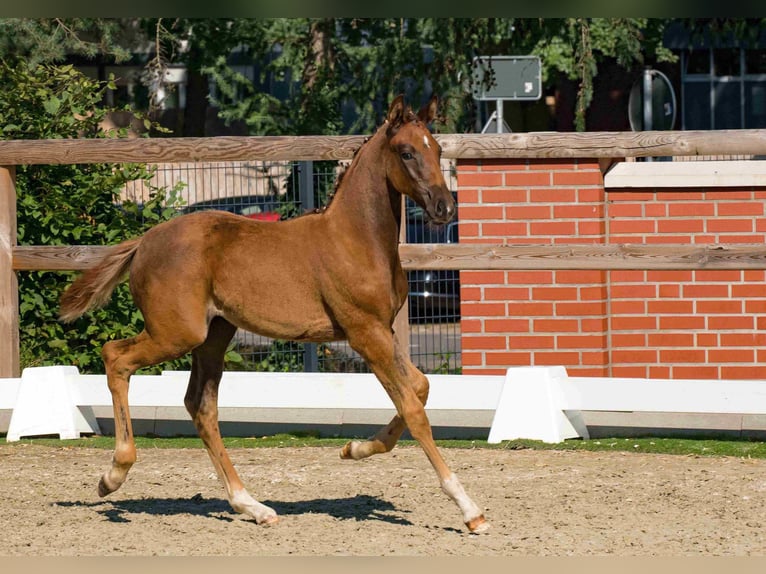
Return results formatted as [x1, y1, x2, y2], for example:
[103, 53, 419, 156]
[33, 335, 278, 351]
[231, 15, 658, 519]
[14, 243, 766, 272]
[398, 243, 766, 270]
[0, 130, 765, 165]
[0, 166, 19, 377]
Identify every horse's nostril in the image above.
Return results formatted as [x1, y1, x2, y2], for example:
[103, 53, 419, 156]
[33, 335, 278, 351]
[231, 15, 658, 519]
[436, 200, 447, 217]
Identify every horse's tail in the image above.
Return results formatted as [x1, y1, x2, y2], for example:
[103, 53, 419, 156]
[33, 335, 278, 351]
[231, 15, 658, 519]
[59, 238, 142, 323]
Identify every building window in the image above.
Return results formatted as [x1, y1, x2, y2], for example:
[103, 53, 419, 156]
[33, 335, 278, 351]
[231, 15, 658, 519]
[681, 47, 766, 129]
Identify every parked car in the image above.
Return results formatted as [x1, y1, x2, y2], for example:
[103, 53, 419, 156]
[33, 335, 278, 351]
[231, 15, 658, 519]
[405, 203, 460, 323]
[182, 195, 282, 221]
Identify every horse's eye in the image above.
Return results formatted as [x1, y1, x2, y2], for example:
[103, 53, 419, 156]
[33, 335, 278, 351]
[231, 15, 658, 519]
[401, 152, 414, 161]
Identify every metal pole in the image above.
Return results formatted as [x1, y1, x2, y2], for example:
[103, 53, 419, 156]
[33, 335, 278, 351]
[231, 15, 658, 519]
[643, 68, 653, 162]
[496, 99, 503, 134]
[298, 160, 319, 372]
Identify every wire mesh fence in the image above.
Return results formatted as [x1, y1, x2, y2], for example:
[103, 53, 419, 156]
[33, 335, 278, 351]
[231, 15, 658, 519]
[123, 159, 461, 374]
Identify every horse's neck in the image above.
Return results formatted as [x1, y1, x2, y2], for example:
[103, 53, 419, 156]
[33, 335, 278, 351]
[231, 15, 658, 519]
[324, 130, 402, 250]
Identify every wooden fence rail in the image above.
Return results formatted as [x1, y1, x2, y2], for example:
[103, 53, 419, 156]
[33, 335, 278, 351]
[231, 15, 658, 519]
[3, 129, 766, 378]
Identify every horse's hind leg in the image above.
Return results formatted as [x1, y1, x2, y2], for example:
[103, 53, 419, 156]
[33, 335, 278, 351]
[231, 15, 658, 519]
[339, 368, 428, 460]
[99, 330, 195, 496]
[184, 317, 278, 525]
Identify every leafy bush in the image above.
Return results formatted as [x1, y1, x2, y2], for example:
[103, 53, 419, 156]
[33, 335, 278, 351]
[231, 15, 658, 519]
[1, 61, 192, 373]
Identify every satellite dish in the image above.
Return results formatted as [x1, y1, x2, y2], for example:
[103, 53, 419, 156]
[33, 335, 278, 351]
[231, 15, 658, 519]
[628, 68, 677, 131]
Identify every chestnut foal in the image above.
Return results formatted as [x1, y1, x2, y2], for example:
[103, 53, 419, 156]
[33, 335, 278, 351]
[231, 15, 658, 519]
[60, 95, 489, 533]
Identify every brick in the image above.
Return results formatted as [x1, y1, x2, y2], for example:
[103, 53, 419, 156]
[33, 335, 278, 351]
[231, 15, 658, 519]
[556, 335, 606, 349]
[457, 188, 480, 204]
[484, 318, 530, 333]
[659, 316, 706, 330]
[747, 300, 766, 313]
[610, 284, 657, 299]
[458, 205, 505, 221]
[658, 284, 680, 298]
[459, 286, 482, 301]
[732, 283, 766, 299]
[612, 349, 658, 363]
[508, 335, 555, 349]
[717, 234, 765, 243]
[578, 188, 605, 202]
[507, 271, 555, 284]
[460, 318, 483, 333]
[552, 171, 603, 186]
[644, 203, 667, 217]
[672, 366, 719, 379]
[611, 366, 649, 378]
[507, 302, 555, 316]
[608, 203, 643, 217]
[707, 315, 755, 330]
[609, 219, 656, 234]
[708, 349, 755, 363]
[682, 284, 730, 298]
[556, 302, 607, 316]
[610, 301, 646, 314]
[481, 188, 528, 203]
[707, 219, 754, 233]
[485, 352, 532, 366]
[648, 333, 695, 347]
[721, 366, 766, 379]
[644, 235, 694, 245]
[647, 300, 695, 314]
[696, 333, 719, 347]
[578, 221, 606, 236]
[612, 333, 647, 347]
[717, 202, 764, 216]
[461, 336, 508, 350]
[556, 270, 605, 284]
[611, 191, 654, 202]
[694, 270, 742, 282]
[482, 222, 529, 237]
[656, 191, 704, 201]
[460, 351, 484, 366]
[706, 191, 753, 200]
[463, 367, 508, 375]
[744, 270, 766, 281]
[696, 300, 743, 314]
[456, 160, 480, 172]
[611, 316, 657, 330]
[533, 351, 582, 366]
[529, 221, 577, 236]
[720, 333, 766, 347]
[461, 302, 507, 317]
[610, 270, 645, 283]
[457, 222, 480, 239]
[667, 203, 716, 217]
[659, 349, 706, 363]
[581, 318, 609, 332]
[506, 205, 552, 219]
[505, 172, 551, 187]
[485, 287, 530, 301]
[657, 219, 705, 233]
[461, 270, 506, 285]
[649, 366, 672, 378]
[581, 351, 610, 366]
[573, 366, 610, 377]
[554, 204, 605, 219]
[459, 172, 504, 187]
[529, 188, 577, 203]
[531, 286, 579, 300]
[533, 318, 580, 332]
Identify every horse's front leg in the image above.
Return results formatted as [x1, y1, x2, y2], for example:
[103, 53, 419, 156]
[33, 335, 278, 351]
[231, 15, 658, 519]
[346, 323, 489, 533]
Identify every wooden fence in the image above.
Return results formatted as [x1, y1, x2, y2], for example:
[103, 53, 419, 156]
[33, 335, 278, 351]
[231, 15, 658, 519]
[3, 130, 766, 378]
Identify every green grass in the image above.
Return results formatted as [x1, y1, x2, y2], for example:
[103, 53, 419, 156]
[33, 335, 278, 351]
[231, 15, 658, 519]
[2, 433, 766, 459]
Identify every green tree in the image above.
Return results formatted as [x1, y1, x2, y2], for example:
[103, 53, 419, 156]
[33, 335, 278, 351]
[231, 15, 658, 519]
[0, 61, 183, 373]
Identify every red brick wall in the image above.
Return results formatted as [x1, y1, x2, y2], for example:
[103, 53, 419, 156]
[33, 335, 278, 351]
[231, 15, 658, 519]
[457, 158, 766, 380]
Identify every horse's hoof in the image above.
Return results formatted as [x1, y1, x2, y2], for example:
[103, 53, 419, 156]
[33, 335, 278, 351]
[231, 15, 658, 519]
[465, 515, 490, 534]
[339, 441, 356, 460]
[259, 514, 279, 527]
[97, 476, 115, 497]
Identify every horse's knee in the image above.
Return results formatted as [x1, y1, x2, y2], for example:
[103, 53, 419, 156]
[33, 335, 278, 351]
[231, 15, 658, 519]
[412, 371, 430, 404]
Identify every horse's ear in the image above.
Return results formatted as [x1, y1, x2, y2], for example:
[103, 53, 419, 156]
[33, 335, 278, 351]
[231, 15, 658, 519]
[387, 94, 406, 127]
[417, 94, 439, 124]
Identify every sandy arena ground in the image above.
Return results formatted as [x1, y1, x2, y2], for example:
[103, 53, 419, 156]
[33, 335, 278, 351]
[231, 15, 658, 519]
[1, 442, 766, 556]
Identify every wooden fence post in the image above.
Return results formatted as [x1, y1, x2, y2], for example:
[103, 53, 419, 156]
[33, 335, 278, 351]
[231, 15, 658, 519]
[0, 165, 19, 378]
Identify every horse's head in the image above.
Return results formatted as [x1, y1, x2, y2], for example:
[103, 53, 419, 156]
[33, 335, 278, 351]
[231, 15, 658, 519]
[384, 95, 456, 225]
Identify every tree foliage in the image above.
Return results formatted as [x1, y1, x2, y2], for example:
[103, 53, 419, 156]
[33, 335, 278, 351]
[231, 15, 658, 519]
[0, 61, 186, 373]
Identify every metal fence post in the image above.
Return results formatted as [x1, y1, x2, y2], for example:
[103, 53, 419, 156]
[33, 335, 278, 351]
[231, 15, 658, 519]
[299, 160, 319, 372]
